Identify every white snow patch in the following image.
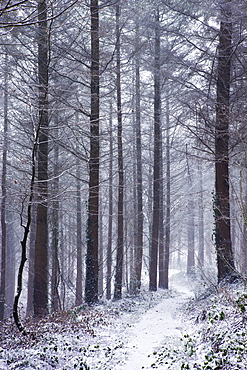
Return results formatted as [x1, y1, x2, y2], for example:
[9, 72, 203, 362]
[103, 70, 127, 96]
[119, 291, 192, 369]
[0, 359, 8, 370]
[0, 277, 196, 369]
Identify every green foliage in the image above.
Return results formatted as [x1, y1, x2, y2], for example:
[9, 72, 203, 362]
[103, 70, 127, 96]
[183, 334, 196, 357]
[207, 308, 225, 324]
[236, 293, 247, 313]
[73, 359, 90, 369]
[151, 288, 247, 369]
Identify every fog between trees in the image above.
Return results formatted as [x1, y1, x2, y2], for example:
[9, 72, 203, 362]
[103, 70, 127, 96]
[0, 0, 247, 324]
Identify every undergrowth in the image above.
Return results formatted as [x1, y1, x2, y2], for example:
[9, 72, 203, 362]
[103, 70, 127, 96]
[151, 283, 247, 369]
[0, 288, 171, 369]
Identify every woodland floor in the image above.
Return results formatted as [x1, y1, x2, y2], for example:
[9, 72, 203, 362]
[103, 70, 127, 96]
[1, 272, 247, 369]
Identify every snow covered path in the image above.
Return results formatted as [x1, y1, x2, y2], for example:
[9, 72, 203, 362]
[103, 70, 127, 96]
[0, 281, 193, 370]
[118, 288, 192, 369]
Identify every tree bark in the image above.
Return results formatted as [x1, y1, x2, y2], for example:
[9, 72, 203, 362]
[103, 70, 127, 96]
[198, 162, 204, 268]
[5, 210, 15, 317]
[164, 95, 170, 289]
[60, 221, 65, 310]
[106, 103, 113, 300]
[33, 0, 49, 317]
[26, 206, 36, 317]
[158, 121, 164, 288]
[114, 3, 124, 300]
[0, 53, 8, 321]
[242, 168, 247, 276]
[51, 142, 60, 312]
[214, 1, 235, 282]
[13, 104, 39, 333]
[134, 19, 143, 292]
[149, 8, 161, 292]
[85, 0, 100, 304]
[98, 195, 103, 297]
[187, 163, 195, 276]
[75, 157, 83, 306]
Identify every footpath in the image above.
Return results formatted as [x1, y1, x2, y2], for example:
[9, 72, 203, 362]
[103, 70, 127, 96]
[119, 287, 192, 369]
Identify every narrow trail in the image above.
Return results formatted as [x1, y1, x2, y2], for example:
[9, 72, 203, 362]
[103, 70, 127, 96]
[0, 281, 193, 370]
[119, 286, 192, 370]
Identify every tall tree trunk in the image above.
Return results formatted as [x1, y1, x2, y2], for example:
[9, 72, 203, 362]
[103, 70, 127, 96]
[106, 103, 113, 300]
[214, 1, 235, 282]
[68, 217, 73, 286]
[164, 95, 170, 289]
[130, 111, 137, 294]
[75, 158, 83, 306]
[5, 210, 15, 316]
[158, 124, 164, 288]
[13, 93, 39, 333]
[51, 142, 60, 312]
[85, 0, 100, 304]
[231, 188, 236, 254]
[60, 222, 66, 310]
[242, 168, 247, 276]
[0, 53, 8, 321]
[149, 8, 161, 292]
[26, 206, 36, 316]
[134, 20, 143, 293]
[114, 3, 124, 300]
[124, 197, 129, 291]
[33, 0, 49, 317]
[13, 150, 36, 333]
[98, 195, 103, 297]
[187, 163, 195, 276]
[148, 123, 153, 266]
[198, 162, 204, 268]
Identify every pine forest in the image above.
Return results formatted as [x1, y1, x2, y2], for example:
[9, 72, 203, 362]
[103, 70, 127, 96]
[1, 1, 247, 369]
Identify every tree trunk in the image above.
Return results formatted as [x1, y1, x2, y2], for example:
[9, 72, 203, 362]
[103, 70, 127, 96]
[214, 1, 235, 282]
[242, 168, 247, 276]
[5, 210, 15, 317]
[164, 95, 170, 289]
[114, 3, 124, 300]
[129, 112, 137, 294]
[51, 142, 60, 312]
[106, 103, 113, 300]
[198, 162, 204, 268]
[60, 222, 66, 310]
[13, 94, 39, 333]
[187, 160, 195, 276]
[148, 123, 153, 269]
[158, 121, 164, 288]
[85, 0, 100, 304]
[98, 195, 104, 297]
[149, 8, 161, 292]
[187, 199, 195, 276]
[0, 53, 8, 321]
[68, 216, 74, 286]
[134, 20, 143, 292]
[75, 157, 83, 306]
[33, 0, 49, 317]
[26, 206, 36, 317]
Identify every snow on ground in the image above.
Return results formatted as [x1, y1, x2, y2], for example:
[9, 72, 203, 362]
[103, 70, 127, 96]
[87, 272, 194, 369]
[1, 273, 247, 369]
[0, 359, 8, 370]
[0, 274, 194, 370]
[119, 291, 190, 370]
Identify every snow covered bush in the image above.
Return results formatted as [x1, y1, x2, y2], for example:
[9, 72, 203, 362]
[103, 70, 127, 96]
[152, 282, 247, 369]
